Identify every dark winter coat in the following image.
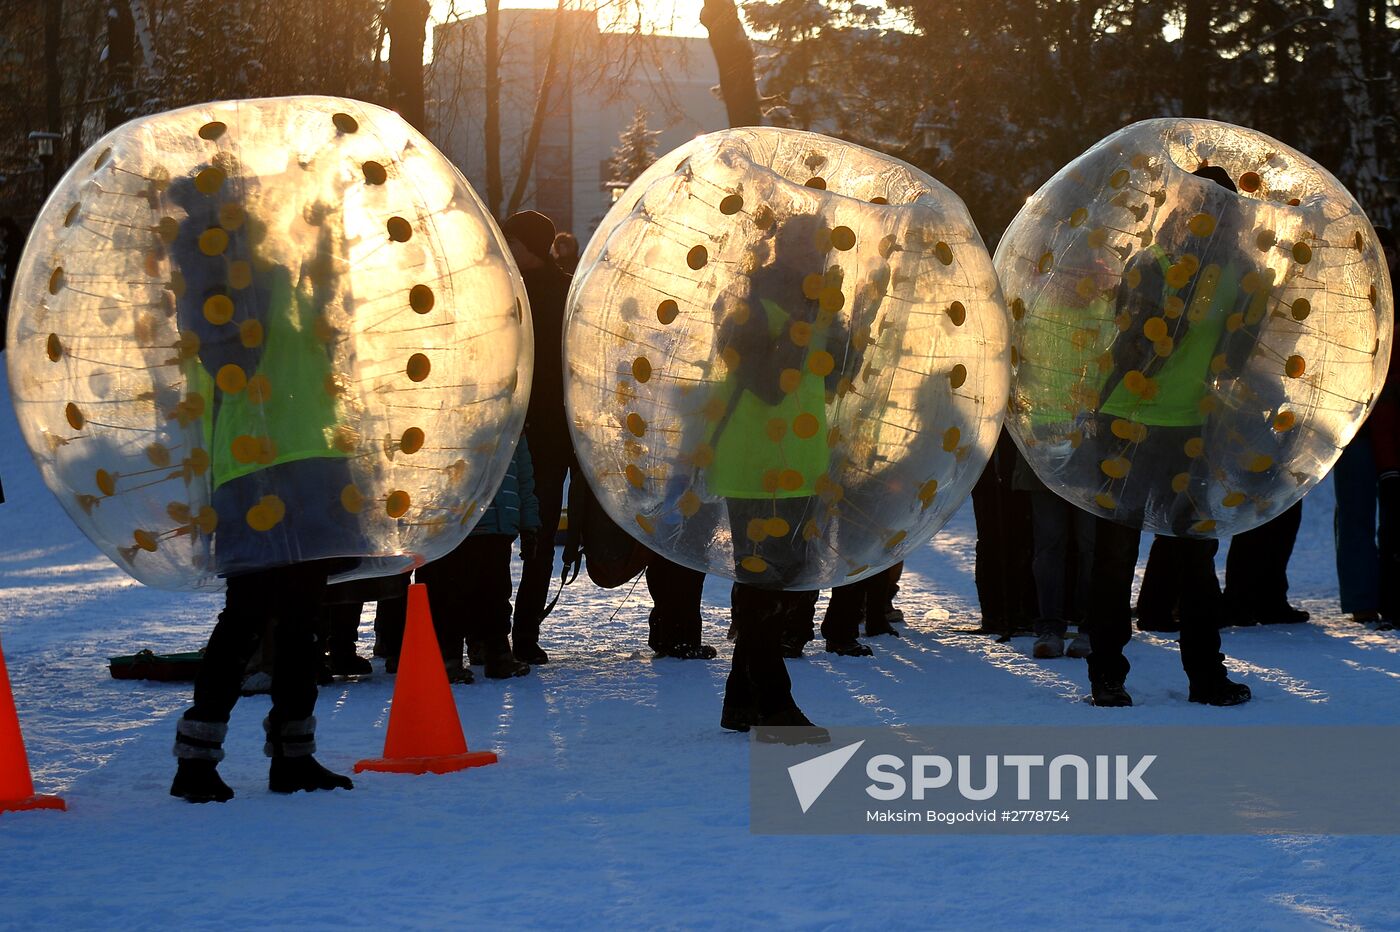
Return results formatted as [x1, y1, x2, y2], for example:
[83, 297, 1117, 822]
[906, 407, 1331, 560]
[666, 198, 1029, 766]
[471, 436, 541, 537]
[522, 263, 573, 461]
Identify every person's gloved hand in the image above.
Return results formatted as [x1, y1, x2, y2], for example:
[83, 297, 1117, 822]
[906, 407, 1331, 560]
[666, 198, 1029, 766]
[519, 528, 539, 560]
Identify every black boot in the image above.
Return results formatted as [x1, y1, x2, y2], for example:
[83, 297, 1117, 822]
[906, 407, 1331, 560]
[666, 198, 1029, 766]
[754, 708, 830, 744]
[264, 716, 353, 794]
[720, 704, 755, 732]
[1188, 677, 1252, 706]
[824, 639, 873, 657]
[1090, 680, 1133, 707]
[171, 719, 234, 803]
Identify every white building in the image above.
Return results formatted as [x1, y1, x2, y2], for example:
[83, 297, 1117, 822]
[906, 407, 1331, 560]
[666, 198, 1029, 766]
[429, 10, 730, 241]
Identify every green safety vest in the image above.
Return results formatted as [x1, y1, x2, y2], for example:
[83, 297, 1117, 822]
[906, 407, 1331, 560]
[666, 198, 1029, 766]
[203, 267, 346, 490]
[1100, 247, 1239, 426]
[706, 298, 831, 499]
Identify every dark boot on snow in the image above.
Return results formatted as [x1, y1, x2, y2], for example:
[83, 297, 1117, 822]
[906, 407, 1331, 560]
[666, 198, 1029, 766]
[264, 715, 353, 794]
[1090, 680, 1133, 707]
[754, 708, 830, 745]
[825, 639, 873, 657]
[1188, 677, 1252, 706]
[171, 718, 234, 803]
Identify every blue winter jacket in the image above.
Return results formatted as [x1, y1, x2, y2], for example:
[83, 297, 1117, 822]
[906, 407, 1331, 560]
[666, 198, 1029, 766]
[471, 435, 541, 537]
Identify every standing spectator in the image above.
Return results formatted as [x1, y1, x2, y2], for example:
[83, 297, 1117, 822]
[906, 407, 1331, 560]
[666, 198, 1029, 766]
[646, 557, 717, 659]
[419, 437, 537, 681]
[971, 431, 1038, 635]
[506, 211, 573, 665]
[1222, 502, 1307, 625]
[1014, 457, 1095, 658]
[1363, 226, 1400, 628]
[552, 231, 580, 274]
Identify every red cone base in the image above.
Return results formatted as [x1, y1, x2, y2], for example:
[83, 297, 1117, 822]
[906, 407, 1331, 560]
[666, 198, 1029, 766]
[355, 749, 498, 775]
[0, 794, 65, 814]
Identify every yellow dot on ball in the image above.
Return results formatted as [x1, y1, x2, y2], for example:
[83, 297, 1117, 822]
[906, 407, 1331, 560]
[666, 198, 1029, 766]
[626, 413, 646, 437]
[1256, 229, 1276, 252]
[230, 435, 258, 463]
[804, 176, 826, 190]
[636, 514, 656, 535]
[219, 202, 245, 231]
[885, 530, 907, 550]
[678, 491, 702, 517]
[386, 490, 411, 518]
[216, 364, 247, 394]
[1109, 169, 1130, 189]
[157, 216, 180, 243]
[765, 517, 791, 538]
[1188, 213, 1217, 237]
[687, 245, 708, 270]
[625, 464, 646, 488]
[226, 260, 251, 290]
[779, 368, 802, 394]
[1273, 410, 1296, 432]
[740, 555, 769, 574]
[1222, 491, 1247, 508]
[246, 374, 271, 404]
[949, 301, 967, 326]
[934, 241, 954, 266]
[1123, 370, 1147, 395]
[133, 529, 159, 553]
[194, 167, 225, 195]
[1171, 472, 1190, 494]
[1070, 207, 1088, 227]
[1239, 171, 1262, 193]
[1247, 453, 1273, 472]
[691, 443, 715, 467]
[198, 227, 228, 256]
[632, 357, 652, 383]
[719, 193, 744, 215]
[656, 299, 679, 324]
[198, 121, 227, 141]
[1192, 518, 1217, 534]
[1164, 295, 1185, 318]
[400, 427, 425, 454]
[753, 205, 776, 231]
[1184, 437, 1205, 458]
[1100, 456, 1130, 479]
[341, 485, 364, 514]
[790, 321, 813, 346]
[831, 226, 856, 251]
[1285, 355, 1306, 378]
[779, 469, 804, 491]
[1094, 491, 1117, 510]
[949, 364, 967, 389]
[332, 112, 359, 133]
[406, 353, 431, 382]
[203, 294, 233, 325]
[409, 284, 435, 314]
[363, 161, 388, 185]
[96, 468, 116, 496]
[808, 351, 835, 377]
[942, 426, 960, 452]
[765, 418, 787, 442]
[387, 216, 413, 242]
[46, 333, 63, 362]
[1291, 241, 1312, 264]
[1143, 317, 1167, 342]
[919, 479, 938, 507]
[793, 412, 819, 439]
[1290, 298, 1310, 321]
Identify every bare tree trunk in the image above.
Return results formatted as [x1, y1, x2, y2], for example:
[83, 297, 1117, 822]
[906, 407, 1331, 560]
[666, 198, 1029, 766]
[386, 0, 430, 131]
[106, 2, 135, 131]
[1180, 0, 1211, 117]
[506, 0, 567, 216]
[43, 0, 62, 189]
[484, 0, 503, 218]
[700, 0, 761, 127]
[1333, 0, 1385, 208]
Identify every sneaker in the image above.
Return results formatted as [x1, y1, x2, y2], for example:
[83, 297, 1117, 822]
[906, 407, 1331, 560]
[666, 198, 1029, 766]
[825, 639, 873, 657]
[1066, 633, 1093, 658]
[1033, 632, 1065, 659]
[657, 643, 718, 660]
[865, 616, 902, 638]
[1090, 680, 1133, 707]
[1188, 677, 1251, 706]
[483, 652, 531, 679]
[170, 759, 234, 803]
[268, 755, 354, 794]
[754, 708, 830, 745]
[513, 642, 549, 665]
[720, 704, 755, 732]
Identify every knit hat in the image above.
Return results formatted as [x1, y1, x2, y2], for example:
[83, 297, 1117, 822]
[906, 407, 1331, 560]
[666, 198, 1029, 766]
[502, 210, 556, 261]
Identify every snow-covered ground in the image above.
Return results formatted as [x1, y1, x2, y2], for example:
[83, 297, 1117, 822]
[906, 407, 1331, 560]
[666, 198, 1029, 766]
[1, 363, 1398, 930]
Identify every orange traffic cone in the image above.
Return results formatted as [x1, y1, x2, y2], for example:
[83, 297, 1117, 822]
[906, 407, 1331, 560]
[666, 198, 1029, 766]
[355, 583, 498, 775]
[0, 635, 65, 814]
